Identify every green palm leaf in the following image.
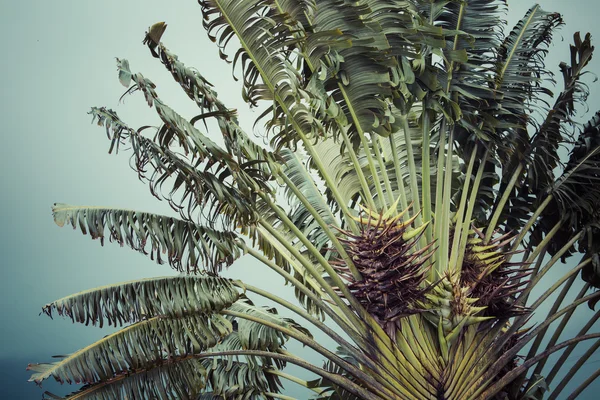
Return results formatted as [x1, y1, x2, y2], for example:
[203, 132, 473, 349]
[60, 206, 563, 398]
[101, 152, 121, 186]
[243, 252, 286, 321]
[52, 203, 242, 273]
[202, 360, 283, 399]
[41, 276, 239, 327]
[28, 314, 231, 385]
[42, 358, 207, 400]
[90, 106, 259, 228]
[143, 35, 280, 174]
[228, 297, 312, 353]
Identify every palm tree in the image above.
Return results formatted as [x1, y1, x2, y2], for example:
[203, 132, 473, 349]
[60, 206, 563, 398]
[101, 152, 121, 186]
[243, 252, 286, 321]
[27, 1, 600, 399]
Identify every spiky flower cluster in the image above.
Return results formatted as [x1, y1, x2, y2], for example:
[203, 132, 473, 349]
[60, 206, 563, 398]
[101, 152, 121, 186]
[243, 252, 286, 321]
[460, 229, 530, 319]
[333, 209, 432, 338]
[424, 276, 490, 341]
[421, 227, 530, 344]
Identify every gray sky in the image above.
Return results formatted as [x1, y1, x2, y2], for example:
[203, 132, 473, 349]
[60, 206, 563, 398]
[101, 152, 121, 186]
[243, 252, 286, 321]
[1, 0, 600, 398]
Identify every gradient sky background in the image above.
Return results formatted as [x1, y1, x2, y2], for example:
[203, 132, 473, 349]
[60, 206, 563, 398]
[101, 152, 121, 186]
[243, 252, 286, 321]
[2, 0, 600, 398]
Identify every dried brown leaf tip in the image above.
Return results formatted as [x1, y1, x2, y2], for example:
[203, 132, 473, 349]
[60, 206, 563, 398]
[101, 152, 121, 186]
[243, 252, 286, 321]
[143, 22, 168, 57]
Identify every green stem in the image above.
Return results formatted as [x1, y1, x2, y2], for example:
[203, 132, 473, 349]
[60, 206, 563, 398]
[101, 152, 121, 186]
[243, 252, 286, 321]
[258, 192, 401, 356]
[475, 291, 600, 398]
[445, 1, 466, 94]
[529, 258, 590, 314]
[374, 135, 395, 207]
[445, 323, 506, 399]
[401, 115, 426, 250]
[253, 225, 326, 298]
[510, 243, 584, 338]
[257, 217, 361, 330]
[202, 350, 385, 400]
[521, 233, 585, 311]
[222, 310, 407, 400]
[449, 145, 476, 272]
[301, 135, 359, 233]
[456, 285, 599, 400]
[455, 148, 488, 271]
[550, 339, 600, 400]
[338, 125, 378, 211]
[516, 245, 545, 307]
[484, 164, 523, 244]
[402, 115, 423, 219]
[434, 118, 447, 271]
[247, 245, 408, 392]
[245, 246, 354, 335]
[400, 316, 441, 382]
[520, 273, 578, 394]
[475, 333, 600, 400]
[566, 367, 600, 400]
[439, 127, 455, 274]
[546, 308, 600, 385]
[497, 233, 581, 367]
[421, 111, 433, 245]
[266, 369, 325, 395]
[258, 193, 358, 305]
[389, 133, 410, 221]
[536, 281, 590, 372]
[256, 214, 403, 377]
[336, 83, 385, 211]
[239, 282, 364, 364]
[508, 194, 553, 254]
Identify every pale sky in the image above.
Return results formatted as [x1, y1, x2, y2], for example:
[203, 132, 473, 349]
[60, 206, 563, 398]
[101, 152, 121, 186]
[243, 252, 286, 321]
[1, 0, 600, 398]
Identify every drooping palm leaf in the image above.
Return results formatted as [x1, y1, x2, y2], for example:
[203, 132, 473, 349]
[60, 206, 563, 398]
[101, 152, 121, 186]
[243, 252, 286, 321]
[227, 297, 312, 353]
[90, 106, 260, 228]
[143, 33, 280, 174]
[526, 32, 595, 194]
[28, 314, 232, 385]
[52, 203, 241, 273]
[532, 110, 600, 287]
[484, 5, 564, 235]
[41, 276, 239, 327]
[42, 358, 207, 400]
[201, 359, 283, 399]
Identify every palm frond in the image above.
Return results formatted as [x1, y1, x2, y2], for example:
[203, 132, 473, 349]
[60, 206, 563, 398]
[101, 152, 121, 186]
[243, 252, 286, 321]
[200, 0, 319, 151]
[309, 137, 363, 210]
[228, 297, 312, 353]
[28, 314, 232, 385]
[52, 203, 241, 273]
[200, 329, 287, 398]
[281, 148, 340, 253]
[485, 5, 564, 234]
[141, 35, 281, 175]
[202, 359, 283, 399]
[42, 358, 207, 400]
[198, 297, 313, 398]
[526, 32, 595, 194]
[116, 56, 231, 163]
[308, 0, 401, 141]
[41, 276, 240, 327]
[116, 57, 273, 195]
[533, 110, 600, 285]
[435, 0, 507, 146]
[90, 107, 260, 228]
[493, 5, 562, 135]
